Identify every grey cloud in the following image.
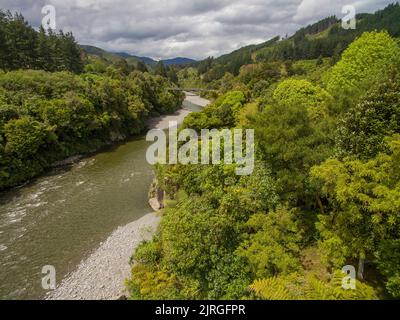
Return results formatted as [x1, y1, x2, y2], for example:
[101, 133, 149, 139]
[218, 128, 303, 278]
[0, 0, 395, 60]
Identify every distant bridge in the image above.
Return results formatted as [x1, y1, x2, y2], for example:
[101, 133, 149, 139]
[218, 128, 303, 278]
[166, 88, 214, 93]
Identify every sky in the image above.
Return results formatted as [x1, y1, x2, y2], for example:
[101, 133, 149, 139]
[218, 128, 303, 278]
[0, 0, 395, 60]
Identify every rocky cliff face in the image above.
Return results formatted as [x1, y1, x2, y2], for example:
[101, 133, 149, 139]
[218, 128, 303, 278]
[148, 178, 165, 211]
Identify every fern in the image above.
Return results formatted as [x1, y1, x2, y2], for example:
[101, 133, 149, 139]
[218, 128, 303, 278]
[250, 272, 378, 300]
[250, 277, 293, 300]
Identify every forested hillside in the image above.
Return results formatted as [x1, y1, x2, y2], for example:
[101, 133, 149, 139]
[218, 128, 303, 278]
[126, 3, 400, 300]
[0, 11, 183, 190]
[182, 3, 400, 88]
[82, 45, 183, 85]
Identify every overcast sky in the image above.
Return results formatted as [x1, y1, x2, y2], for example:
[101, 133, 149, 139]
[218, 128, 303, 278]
[0, 0, 394, 60]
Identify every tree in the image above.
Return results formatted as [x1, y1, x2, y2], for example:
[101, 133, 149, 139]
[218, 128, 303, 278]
[335, 70, 400, 159]
[114, 58, 131, 76]
[58, 32, 84, 74]
[182, 91, 246, 130]
[4, 12, 37, 70]
[0, 11, 10, 70]
[154, 61, 167, 77]
[136, 61, 148, 73]
[252, 90, 332, 206]
[0, 11, 83, 73]
[326, 31, 400, 100]
[4, 116, 48, 158]
[237, 207, 303, 279]
[35, 26, 51, 71]
[376, 240, 400, 298]
[272, 79, 332, 121]
[167, 67, 178, 83]
[40, 95, 97, 141]
[197, 57, 213, 74]
[311, 135, 400, 279]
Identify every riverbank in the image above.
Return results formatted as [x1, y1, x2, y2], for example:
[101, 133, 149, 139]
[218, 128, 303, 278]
[44, 93, 210, 300]
[147, 108, 192, 130]
[183, 91, 210, 107]
[46, 212, 160, 300]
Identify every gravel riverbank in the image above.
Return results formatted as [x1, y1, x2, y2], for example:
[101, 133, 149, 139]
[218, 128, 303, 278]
[183, 91, 210, 107]
[46, 212, 160, 300]
[46, 93, 209, 300]
[147, 108, 192, 130]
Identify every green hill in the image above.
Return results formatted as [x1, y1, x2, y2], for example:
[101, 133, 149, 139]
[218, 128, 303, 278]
[196, 3, 400, 82]
[80, 45, 141, 66]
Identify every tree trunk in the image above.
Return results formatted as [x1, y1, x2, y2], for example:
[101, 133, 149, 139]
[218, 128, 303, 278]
[316, 194, 324, 215]
[358, 257, 365, 280]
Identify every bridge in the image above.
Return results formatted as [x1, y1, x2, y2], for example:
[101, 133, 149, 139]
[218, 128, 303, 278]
[166, 87, 214, 93]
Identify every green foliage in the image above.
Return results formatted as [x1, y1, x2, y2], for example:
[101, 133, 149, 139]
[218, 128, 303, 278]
[253, 87, 332, 205]
[197, 37, 280, 82]
[0, 70, 183, 189]
[158, 195, 250, 299]
[273, 79, 332, 121]
[128, 24, 400, 300]
[129, 159, 278, 299]
[250, 271, 378, 300]
[182, 90, 246, 130]
[4, 116, 48, 157]
[126, 264, 197, 300]
[160, 195, 238, 274]
[311, 135, 400, 271]
[326, 31, 400, 99]
[255, 4, 400, 64]
[376, 240, 400, 298]
[0, 11, 83, 73]
[0, 70, 84, 99]
[336, 70, 400, 159]
[237, 207, 303, 279]
[133, 239, 162, 266]
[291, 58, 333, 83]
[154, 61, 167, 77]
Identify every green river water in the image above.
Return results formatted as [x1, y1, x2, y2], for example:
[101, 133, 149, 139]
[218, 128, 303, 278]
[0, 98, 202, 300]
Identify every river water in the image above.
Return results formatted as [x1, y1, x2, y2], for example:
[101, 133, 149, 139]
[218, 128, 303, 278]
[0, 94, 207, 300]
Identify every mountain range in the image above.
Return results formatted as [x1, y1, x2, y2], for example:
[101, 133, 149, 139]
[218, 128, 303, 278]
[80, 45, 196, 66]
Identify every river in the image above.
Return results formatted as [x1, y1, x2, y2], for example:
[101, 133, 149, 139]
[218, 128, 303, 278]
[0, 93, 208, 300]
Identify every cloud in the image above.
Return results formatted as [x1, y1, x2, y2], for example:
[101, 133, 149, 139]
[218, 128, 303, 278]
[0, 0, 394, 60]
[294, 0, 395, 23]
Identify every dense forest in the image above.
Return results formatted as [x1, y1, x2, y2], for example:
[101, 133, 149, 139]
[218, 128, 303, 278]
[0, 10, 183, 190]
[126, 3, 400, 300]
